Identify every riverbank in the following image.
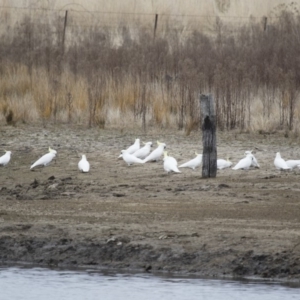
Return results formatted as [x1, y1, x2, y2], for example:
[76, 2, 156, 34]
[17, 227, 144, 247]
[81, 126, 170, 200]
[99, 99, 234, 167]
[0, 124, 300, 280]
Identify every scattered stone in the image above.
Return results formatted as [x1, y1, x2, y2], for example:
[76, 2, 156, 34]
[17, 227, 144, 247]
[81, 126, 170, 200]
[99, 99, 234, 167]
[159, 235, 168, 240]
[144, 264, 152, 273]
[107, 237, 116, 243]
[200, 185, 210, 191]
[264, 175, 276, 179]
[61, 192, 76, 196]
[61, 177, 72, 182]
[30, 179, 39, 188]
[16, 194, 33, 201]
[113, 193, 125, 197]
[218, 184, 230, 189]
[37, 195, 49, 200]
[47, 183, 59, 190]
[174, 187, 185, 192]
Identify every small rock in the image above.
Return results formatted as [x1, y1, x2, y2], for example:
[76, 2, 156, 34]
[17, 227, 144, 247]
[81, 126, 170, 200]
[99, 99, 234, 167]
[159, 235, 168, 240]
[113, 193, 125, 197]
[61, 192, 76, 196]
[48, 183, 59, 190]
[144, 265, 152, 273]
[61, 177, 72, 182]
[30, 179, 39, 188]
[107, 237, 116, 243]
[200, 185, 210, 191]
[218, 184, 230, 189]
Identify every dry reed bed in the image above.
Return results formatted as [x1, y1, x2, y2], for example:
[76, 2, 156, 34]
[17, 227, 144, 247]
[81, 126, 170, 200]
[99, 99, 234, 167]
[0, 9, 300, 134]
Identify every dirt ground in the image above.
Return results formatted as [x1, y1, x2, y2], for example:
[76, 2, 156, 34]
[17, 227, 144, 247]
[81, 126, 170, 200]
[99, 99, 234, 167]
[0, 124, 300, 280]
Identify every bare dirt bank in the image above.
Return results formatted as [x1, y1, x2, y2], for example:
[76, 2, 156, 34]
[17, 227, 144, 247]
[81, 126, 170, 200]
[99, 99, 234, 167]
[0, 124, 300, 280]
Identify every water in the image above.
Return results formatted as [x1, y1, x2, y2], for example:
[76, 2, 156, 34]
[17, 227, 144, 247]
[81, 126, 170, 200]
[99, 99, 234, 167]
[0, 267, 299, 300]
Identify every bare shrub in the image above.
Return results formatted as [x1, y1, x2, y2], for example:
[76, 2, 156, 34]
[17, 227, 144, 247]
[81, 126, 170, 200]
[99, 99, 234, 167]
[0, 7, 299, 133]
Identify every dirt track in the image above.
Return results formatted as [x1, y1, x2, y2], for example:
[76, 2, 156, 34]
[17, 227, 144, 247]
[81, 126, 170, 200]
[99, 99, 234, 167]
[0, 124, 300, 280]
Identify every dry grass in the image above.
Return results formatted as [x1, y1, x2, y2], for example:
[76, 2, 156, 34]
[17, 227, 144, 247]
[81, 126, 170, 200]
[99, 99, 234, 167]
[1, 8, 300, 134]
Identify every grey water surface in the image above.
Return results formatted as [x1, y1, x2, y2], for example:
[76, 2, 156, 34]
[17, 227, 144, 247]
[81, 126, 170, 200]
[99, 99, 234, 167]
[0, 267, 299, 300]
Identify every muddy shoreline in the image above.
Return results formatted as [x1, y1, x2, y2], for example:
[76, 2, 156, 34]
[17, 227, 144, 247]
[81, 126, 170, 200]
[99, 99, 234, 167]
[0, 124, 300, 280]
[0, 231, 299, 280]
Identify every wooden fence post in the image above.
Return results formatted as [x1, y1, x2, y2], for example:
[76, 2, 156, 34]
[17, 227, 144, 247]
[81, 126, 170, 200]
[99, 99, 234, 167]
[200, 94, 217, 178]
[141, 84, 147, 133]
[153, 14, 158, 39]
[62, 10, 68, 57]
[263, 16, 268, 32]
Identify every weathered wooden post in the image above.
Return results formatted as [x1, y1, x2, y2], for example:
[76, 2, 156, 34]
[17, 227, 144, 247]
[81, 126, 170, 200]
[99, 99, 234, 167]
[263, 16, 268, 32]
[62, 10, 68, 57]
[200, 94, 217, 178]
[153, 14, 158, 39]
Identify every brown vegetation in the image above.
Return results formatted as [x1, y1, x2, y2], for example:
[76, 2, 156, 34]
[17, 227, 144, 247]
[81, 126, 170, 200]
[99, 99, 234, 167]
[0, 7, 300, 133]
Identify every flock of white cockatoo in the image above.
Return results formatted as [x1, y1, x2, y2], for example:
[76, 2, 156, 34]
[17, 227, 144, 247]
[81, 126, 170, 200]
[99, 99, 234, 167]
[118, 138, 232, 174]
[117, 138, 300, 174]
[0, 138, 298, 174]
[0, 148, 90, 173]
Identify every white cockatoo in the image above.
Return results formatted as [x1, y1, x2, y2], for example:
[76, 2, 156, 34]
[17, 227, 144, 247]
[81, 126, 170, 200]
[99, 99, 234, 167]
[285, 159, 300, 169]
[232, 153, 253, 170]
[0, 150, 11, 166]
[132, 142, 152, 159]
[121, 150, 145, 166]
[30, 147, 57, 170]
[163, 151, 181, 174]
[118, 138, 140, 158]
[179, 152, 202, 170]
[78, 154, 90, 173]
[274, 152, 291, 170]
[244, 150, 260, 168]
[217, 158, 233, 170]
[143, 141, 166, 163]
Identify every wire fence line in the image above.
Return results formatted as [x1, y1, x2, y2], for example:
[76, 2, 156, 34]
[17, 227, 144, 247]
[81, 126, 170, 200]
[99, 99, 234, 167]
[0, 4, 274, 17]
[0, 5, 272, 36]
[0, 5, 299, 131]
